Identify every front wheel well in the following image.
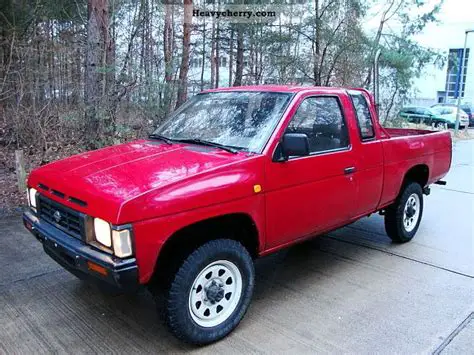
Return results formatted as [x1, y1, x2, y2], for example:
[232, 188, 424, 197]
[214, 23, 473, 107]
[150, 213, 259, 287]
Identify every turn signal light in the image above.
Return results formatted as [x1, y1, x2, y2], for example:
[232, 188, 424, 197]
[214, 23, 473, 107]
[87, 261, 108, 276]
[24, 219, 33, 231]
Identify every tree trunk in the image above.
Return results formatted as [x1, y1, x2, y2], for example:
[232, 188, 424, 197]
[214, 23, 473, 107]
[200, 21, 206, 91]
[215, 22, 220, 88]
[164, 4, 173, 84]
[229, 27, 234, 86]
[142, 0, 151, 101]
[313, 0, 321, 86]
[233, 26, 243, 86]
[72, 44, 81, 104]
[104, 0, 116, 132]
[48, 21, 55, 101]
[210, 19, 216, 89]
[15, 150, 26, 193]
[163, 3, 173, 117]
[175, 0, 192, 108]
[249, 30, 254, 83]
[363, 0, 396, 87]
[85, 0, 108, 146]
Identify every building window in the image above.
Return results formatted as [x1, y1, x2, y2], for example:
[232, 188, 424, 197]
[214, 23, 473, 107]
[445, 48, 470, 98]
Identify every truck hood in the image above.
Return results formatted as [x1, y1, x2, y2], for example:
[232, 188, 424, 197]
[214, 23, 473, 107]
[28, 140, 261, 224]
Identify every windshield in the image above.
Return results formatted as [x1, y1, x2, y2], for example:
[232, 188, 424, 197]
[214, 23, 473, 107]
[153, 91, 293, 153]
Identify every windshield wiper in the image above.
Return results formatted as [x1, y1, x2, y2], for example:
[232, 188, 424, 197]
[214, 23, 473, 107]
[173, 138, 239, 154]
[148, 133, 173, 145]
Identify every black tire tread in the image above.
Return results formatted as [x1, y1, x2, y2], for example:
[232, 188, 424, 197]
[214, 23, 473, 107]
[164, 239, 254, 345]
[384, 182, 423, 243]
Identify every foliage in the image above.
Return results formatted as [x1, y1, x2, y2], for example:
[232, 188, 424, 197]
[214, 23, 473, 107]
[370, 0, 445, 122]
[0, 0, 448, 212]
[0, 0, 445, 152]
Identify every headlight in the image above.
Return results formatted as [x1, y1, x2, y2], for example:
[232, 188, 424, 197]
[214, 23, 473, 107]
[28, 188, 38, 209]
[112, 229, 132, 258]
[92, 218, 133, 257]
[94, 218, 112, 247]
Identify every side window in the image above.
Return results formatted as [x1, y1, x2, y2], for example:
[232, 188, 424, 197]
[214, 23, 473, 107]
[349, 92, 375, 140]
[285, 96, 350, 154]
[286, 98, 318, 131]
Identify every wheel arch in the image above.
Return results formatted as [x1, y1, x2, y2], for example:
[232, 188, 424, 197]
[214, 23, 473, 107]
[150, 213, 259, 286]
[401, 164, 429, 190]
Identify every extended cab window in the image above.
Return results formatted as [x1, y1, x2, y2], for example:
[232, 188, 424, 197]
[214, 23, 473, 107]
[286, 96, 349, 154]
[349, 92, 375, 140]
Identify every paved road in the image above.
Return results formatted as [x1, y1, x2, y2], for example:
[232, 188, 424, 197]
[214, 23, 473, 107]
[1, 140, 473, 354]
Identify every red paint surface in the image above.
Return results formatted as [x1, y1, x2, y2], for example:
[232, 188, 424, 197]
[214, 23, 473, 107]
[28, 86, 452, 284]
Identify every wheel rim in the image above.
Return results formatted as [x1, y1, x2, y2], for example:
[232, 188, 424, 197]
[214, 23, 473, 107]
[188, 260, 243, 328]
[403, 193, 420, 232]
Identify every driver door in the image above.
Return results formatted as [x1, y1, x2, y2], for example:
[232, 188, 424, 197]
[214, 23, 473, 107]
[264, 94, 358, 249]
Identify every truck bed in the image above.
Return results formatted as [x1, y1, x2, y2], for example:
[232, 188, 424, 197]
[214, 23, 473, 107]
[384, 127, 442, 137]
[378, 127, 452, 208]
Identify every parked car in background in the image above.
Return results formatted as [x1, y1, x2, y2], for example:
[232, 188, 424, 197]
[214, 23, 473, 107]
[398, 106, 434, 124]
[431, 103, 474, 127]
[429, 105, 470, 128]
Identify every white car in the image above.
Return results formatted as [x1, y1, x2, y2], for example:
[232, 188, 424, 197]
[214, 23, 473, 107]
[430, 106, 469, 128]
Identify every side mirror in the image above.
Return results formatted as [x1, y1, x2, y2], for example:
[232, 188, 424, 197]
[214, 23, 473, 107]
[273, 133, 310, 162]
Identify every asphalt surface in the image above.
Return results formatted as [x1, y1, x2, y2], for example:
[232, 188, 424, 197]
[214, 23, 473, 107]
[1, 139, 473, 354]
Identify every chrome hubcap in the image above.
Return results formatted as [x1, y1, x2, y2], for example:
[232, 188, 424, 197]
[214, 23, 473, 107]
[189, 260, 242, 328]
[403, 193, 420, 232]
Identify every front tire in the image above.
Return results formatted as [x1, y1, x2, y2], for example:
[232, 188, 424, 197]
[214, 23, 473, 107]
[384, 182, 424, 243]
[165, 239, 254, 344]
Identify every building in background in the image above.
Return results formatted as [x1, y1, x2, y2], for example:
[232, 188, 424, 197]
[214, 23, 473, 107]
[436, 47, 471, 104]
[409, 4, 474, 108]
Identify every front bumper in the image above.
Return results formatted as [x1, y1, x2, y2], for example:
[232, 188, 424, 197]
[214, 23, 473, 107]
[23, 210, 139, 292]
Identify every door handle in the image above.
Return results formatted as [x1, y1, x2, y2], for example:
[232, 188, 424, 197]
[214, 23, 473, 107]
[344, 167, 356, 174]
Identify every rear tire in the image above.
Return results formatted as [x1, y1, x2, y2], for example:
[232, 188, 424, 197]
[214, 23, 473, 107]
[384, 182, 424, 243]
[433, 121, 446, 129]
[163, 239, 254, 345]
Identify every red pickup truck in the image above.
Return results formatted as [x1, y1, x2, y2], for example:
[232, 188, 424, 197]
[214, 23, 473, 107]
[23, 86, 451, 344]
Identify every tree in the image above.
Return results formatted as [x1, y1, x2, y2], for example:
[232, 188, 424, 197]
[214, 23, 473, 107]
[367, 0, 444, 121]
[233, 26, 244, 86]
[162, 2, 174, 116]
[84, 0, 113, 147]
[0, 0, 445, 155]
[176, 0, 193, 108]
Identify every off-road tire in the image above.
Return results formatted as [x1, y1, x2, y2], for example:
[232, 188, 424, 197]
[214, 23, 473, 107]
[164, 239, 254, 345]
[384, 182, 424, 243]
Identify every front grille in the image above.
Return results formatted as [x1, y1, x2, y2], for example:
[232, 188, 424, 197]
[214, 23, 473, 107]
[38, 195, 86, 240]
